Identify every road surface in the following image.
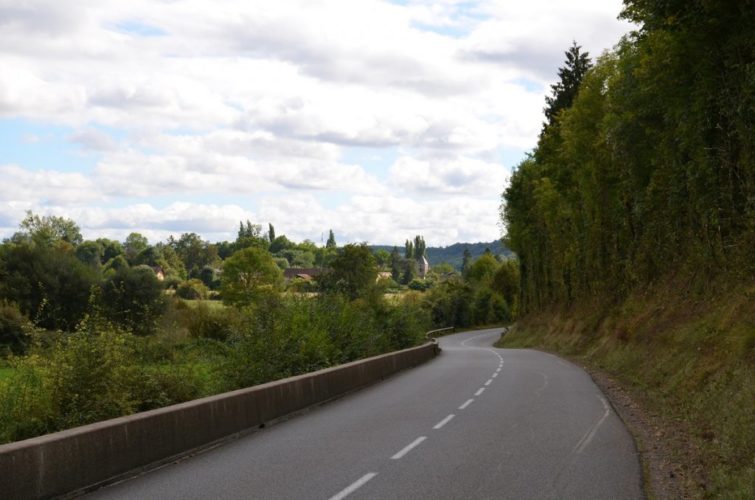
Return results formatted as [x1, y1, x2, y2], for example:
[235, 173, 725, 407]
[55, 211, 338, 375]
[90, 328, 643, 499]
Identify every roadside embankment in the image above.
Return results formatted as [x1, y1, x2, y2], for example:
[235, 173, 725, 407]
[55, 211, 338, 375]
[0, 341, 439, 499]
[498, 281, 754, 498]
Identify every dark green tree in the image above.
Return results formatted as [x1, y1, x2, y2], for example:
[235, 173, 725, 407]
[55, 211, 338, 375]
[75, 241, 103, 268]
[268, 223, 276, 243]
[320, 244, 378, 300]
[235, 221, 269, 252]
[401, 259, 418, 285]
[0, 301, 31, 355]
[270, 235, 295, 254]
[101, 266, 165, 335]
[123, 233, 149, 263]
[543, 41, 592, 129]
[169, 233, 217, 276]
[15, 211, 83, 247]
[405, 239, 414, 259]
[461, 247, 472, 276]
[413, 235, 426, 259]
[326, 230, 337, 249]
[0, 243, 98, 331]
[96, 238, 123, 262]
[390, 246, 402, 282]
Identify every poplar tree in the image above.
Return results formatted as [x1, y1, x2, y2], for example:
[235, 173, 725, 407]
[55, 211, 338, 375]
[326, 230, 337, 249]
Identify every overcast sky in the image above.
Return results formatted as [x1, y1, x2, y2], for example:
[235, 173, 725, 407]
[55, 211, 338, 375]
[0, 0, 633, 246]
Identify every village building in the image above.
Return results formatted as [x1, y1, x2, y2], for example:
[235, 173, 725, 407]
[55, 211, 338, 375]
[283, 268, 322, 281]
[417, 255, 430, 278]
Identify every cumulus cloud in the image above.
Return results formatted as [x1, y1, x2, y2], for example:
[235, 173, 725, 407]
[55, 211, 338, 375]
[0, 0, 633, 245]
[69, 128, 118, 151]
[389, 156, 508, 196]
[0, 164, 102, 206]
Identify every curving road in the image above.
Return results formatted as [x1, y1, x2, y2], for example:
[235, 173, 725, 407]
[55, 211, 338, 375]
[90, 329, 642, 499]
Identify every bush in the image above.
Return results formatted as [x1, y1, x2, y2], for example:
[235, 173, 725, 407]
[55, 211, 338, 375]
[0, 323, 140, 443]
[408, 279, 429, 291]
[176, 279, 208, 300]
[133, 365, 206, 412]
[219, 293, 428, 391]
[0, 301, 31, 355]
[102, 266, 165, 335]
[0, 243, 99, 331]
[0, 355, 54, 443]
[186, 302, 236, 341]
[380, 296, 428, 349]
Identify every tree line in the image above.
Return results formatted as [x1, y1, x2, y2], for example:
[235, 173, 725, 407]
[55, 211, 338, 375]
[502, 1, 754, 311]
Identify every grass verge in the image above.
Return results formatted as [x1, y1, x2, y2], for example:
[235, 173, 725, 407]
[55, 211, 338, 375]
[498, 280, 754, 498]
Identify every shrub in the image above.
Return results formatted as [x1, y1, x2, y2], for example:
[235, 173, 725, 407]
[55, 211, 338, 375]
[0, 323, 139, 443]
[102, 265, 165, 335]
[0, 301, 31, 355]
[0, 243, 99, 331]
[186, 302, 236, 341]
[0, 355, 54, 443]
[408, 279, 429, 291]
[133, 365, 206, 411]
[176, 279, 208, 300]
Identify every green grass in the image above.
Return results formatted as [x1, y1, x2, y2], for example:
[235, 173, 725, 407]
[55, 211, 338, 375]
[0, 367, 14, 381]
[179, 299, 227, 310]
[499, 282, 755, 498]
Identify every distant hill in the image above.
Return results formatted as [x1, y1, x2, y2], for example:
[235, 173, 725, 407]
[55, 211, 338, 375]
[371, 240, 512, 271]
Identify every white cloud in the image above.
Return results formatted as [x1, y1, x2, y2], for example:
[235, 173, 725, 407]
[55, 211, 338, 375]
[389, 156, 509, 196]
[0, 0, 633, 245]
[0, 164, 102, 206]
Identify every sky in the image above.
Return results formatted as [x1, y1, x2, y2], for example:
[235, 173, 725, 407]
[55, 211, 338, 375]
[0, 0, 633, 246]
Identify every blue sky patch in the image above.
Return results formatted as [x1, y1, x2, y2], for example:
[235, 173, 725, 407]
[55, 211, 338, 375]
[113, 20, 166, 37]
[0, 118, 99, 172]
[340, 146, 400, 179]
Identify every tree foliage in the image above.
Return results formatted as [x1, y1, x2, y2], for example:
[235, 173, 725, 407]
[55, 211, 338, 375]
[319, 244, 378, 300]
[543, 42, 592, 130]
[221, 247, 283, 306]
[101, 266, 165, 335]
[502, 4, 755, 311]
[0, 243, 97, 331]
[15, 211, 83, 247]
[326, 229, 337, 249]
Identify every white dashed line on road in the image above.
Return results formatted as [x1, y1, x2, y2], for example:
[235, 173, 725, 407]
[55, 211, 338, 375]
[484, 379, 492, 386]
[329, 472, 377, 500]
[433, 414, 455, 430]
[475, 388, 485, 396]
[459, 399, 474, 410]
[391, 437, 427, 460]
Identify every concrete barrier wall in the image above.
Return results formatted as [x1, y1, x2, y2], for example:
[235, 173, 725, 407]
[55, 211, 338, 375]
[0, 342, 439, 499]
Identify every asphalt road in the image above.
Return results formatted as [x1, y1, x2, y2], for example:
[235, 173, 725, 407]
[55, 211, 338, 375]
[89, 328, 643, 499]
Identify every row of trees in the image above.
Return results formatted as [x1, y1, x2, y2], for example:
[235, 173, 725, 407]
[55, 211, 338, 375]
[0, 214, 348, 350]
[0, 207, 521, 358]
[502, 1, 754, 311]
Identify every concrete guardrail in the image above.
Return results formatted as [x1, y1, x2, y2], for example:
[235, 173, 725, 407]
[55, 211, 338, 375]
[0, 341, 439, 499]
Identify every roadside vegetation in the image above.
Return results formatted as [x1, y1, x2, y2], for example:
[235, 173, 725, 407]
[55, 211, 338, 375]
[0, 214, 516, 445]
[500, 1, 753, 496]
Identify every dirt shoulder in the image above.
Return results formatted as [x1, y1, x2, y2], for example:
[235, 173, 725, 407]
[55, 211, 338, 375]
[585, 364, 703, 499]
